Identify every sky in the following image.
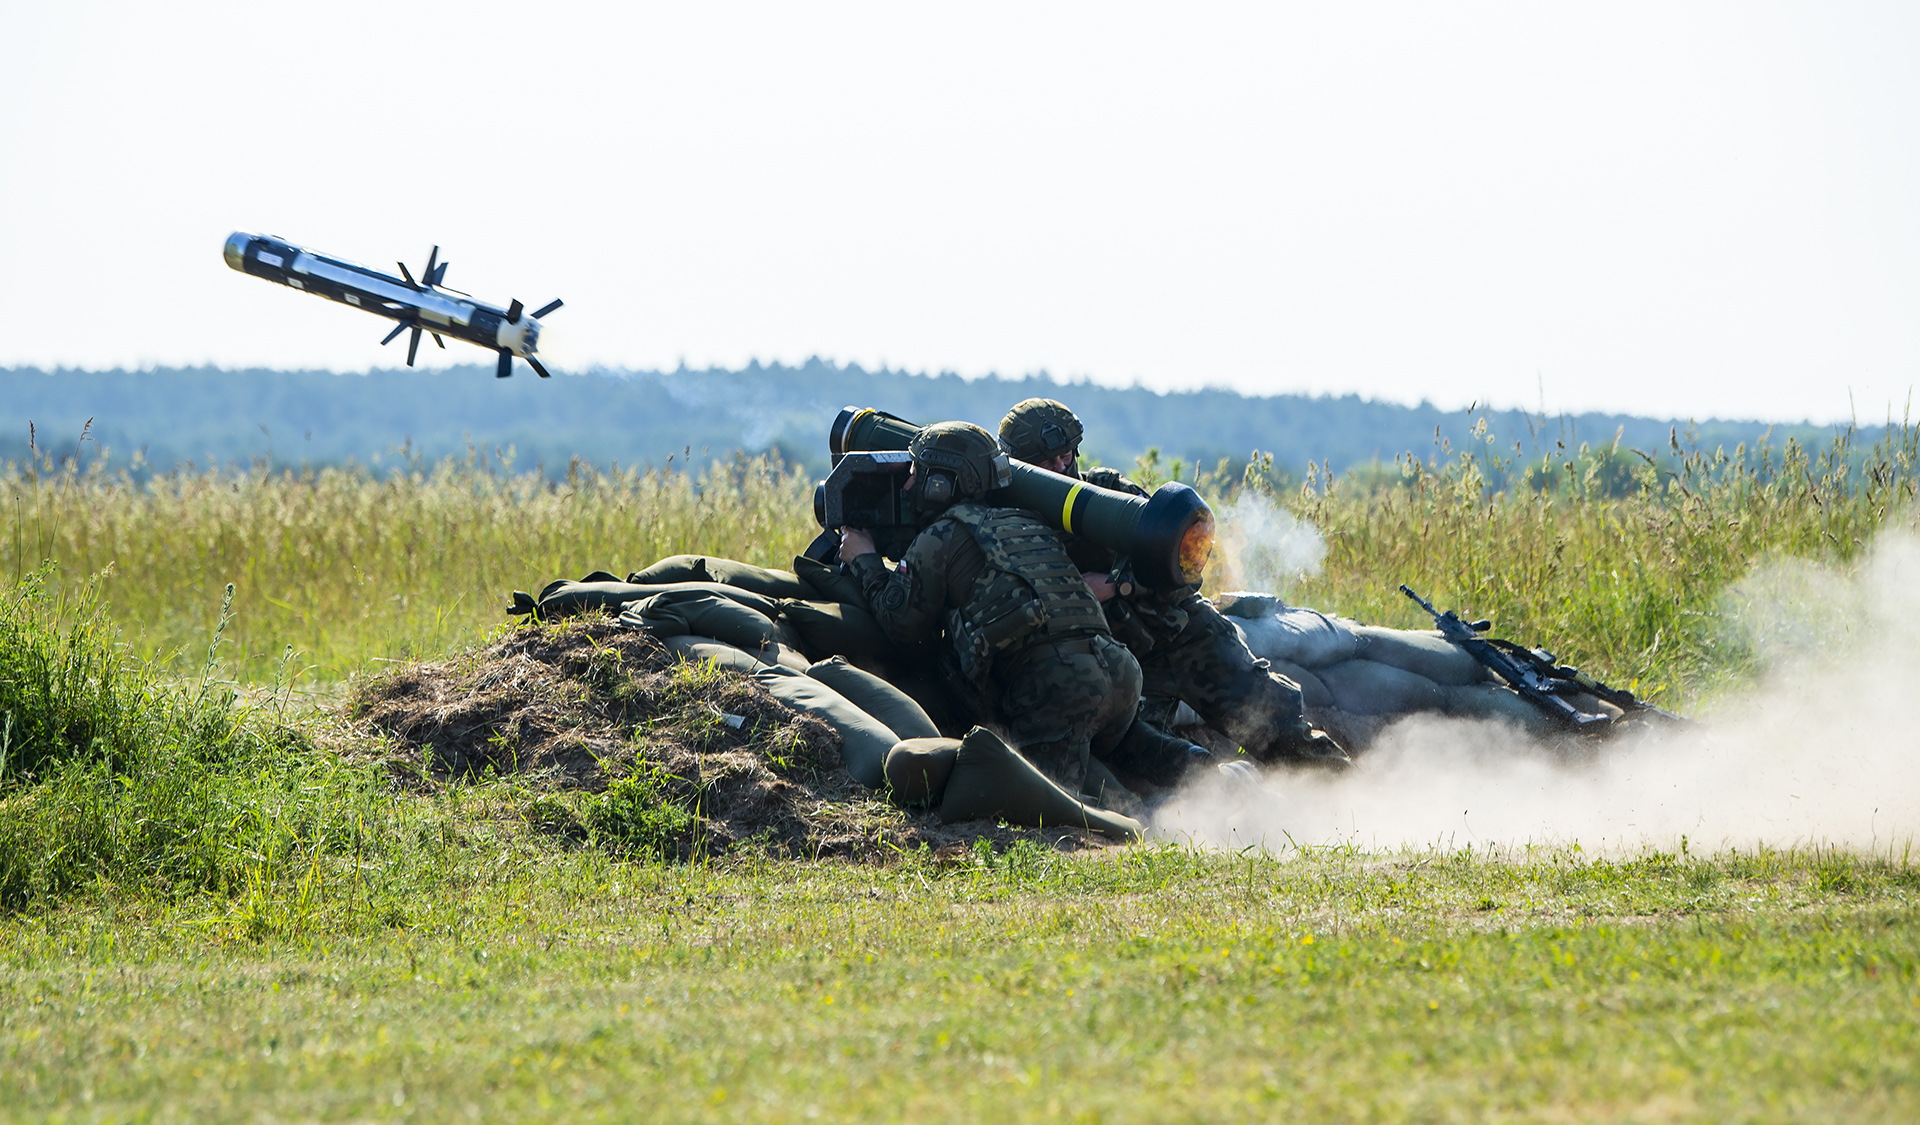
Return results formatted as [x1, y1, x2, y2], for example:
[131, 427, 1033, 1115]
[2, 1, 1915, 423]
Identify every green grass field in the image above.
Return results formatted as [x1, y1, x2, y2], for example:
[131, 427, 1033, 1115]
[3, 843, 1914, 1121]
[2, 423, 1917, 1120]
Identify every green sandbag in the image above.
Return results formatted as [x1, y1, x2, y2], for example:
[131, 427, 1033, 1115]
[883, 737, 959, 805]
[1268, 657, 1333, 710]
[1314, 659, 1447, 716]
[760, 642, 813, 673]
[806, 657, 940, 740]
[620, 590, 781, 652]
[792, 555, 868, 605]
[751, 665, 896, 788]
[935, 727, 1141, 841]
[773, 617, 823, 663]
[533, 578, 778, 619]
[1353, 625, 1489, 686]
[780, 599, 893, 658]
[627, 555, 814, 600]
[661, 635, 768, 674]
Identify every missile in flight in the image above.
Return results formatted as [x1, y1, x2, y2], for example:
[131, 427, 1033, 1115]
[224, 232, 563, 377]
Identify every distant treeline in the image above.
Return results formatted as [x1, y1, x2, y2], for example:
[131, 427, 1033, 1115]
[1, 361, 1856, 483]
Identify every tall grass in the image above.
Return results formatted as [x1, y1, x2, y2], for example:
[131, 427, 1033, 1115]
[0, 564, 399, 912]
[3, 448, 816, 683]
[9, 421, 1920, 706]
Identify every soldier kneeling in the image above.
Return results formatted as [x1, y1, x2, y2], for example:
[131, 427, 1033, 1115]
[837, 421, 1145, 804]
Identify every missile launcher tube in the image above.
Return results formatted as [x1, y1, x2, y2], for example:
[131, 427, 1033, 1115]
[827, 406, 1215, 592]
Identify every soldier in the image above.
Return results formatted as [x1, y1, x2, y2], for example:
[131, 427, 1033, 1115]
[837, 421, 1146, 798]
[996, 398, 1350, 769]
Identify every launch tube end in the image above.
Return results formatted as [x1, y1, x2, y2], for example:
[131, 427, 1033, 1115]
[1133, 482, 1214, 590]
[223, 232, 252, 272]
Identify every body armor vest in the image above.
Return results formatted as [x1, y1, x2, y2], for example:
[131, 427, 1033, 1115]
[940, 503, 1108, 689]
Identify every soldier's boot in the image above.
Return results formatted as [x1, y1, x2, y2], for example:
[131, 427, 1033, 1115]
[935, 728, 1142, 841]
[1266, 717, 1352, 770]
[1107, 712, 1216, 787]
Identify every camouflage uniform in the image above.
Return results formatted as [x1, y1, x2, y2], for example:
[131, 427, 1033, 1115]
[848, 503, 1142, 794]
[998, 399, 1347, 768]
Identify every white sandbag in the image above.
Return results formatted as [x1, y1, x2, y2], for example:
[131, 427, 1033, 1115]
[1443, 683, 1558, 734]
[1233, 608, 1361, 669]
[1268, 657, 1334, 710]
[1352, 626, 1489, 686]
[1314, 659, 1447, 715]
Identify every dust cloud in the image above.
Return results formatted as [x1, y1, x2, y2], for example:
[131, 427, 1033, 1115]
[1155, 531, 1920, 855]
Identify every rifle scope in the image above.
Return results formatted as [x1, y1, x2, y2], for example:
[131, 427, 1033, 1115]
[827, 406, 1216, 592]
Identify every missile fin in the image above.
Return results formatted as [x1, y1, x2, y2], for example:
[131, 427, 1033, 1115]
[526, 356, 552, 379]
[431, 261, 448, 286]
[396, 261, 417, 287]
[506, 299, 523, 325]
[431, 332, 445, 349]
[380, 319, 412, 346]
[406, 326, 422, 367]
[422, 246, 439, 287]
[496, 350, 513, 379]
[531, 299, 564, 319]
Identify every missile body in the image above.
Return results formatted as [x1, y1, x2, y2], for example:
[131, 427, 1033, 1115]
[223, 232, 561, 377]
[824, 406, 1216, 591]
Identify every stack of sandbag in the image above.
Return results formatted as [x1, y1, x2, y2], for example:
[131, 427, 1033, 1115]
[521, 554, 969, 736]
[1212, 592, 1550, 731]
[511, 554, 1134, 837]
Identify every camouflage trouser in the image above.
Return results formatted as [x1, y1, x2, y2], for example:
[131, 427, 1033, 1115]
[990, 634, 1142, 793]
[1128, 594, 1311, 761]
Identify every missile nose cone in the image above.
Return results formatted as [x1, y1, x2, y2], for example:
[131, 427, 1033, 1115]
[223, 232, 251, 272]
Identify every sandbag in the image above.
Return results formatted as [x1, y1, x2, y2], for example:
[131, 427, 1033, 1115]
[532, 578, 778, 619]
[806, 657, 940, 740]
[660, 635, 768, 674]
[621, 590, 781, 651]
[792, 555, 868, 606]
[751, 665, 897, 788]
[883, 737, 958, 805]
[1268, 657, 1334, 710]
[627, 555, 814, 600]
[1353, 625, 1489, 686]
[1313, 658, 1447, 716]
[772, 617, 822, 663]
[760, 641, 814, 673]
[1443, 683, 1558, 733]
[1233, 609, 1361, 669]
[935, 727, 1142, 841]
[780, 599, 894, 658]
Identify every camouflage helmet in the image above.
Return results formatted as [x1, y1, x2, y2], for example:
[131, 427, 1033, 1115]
[907, 421, 1012, 509]
[998, 398, 1084, 465]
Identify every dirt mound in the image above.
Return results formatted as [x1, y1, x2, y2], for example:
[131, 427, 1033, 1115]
[351, 617, 1109, 860]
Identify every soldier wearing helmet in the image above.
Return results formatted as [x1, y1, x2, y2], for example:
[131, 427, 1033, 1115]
[838, 421, 1146, 799]
[998, 398, 1348, 769]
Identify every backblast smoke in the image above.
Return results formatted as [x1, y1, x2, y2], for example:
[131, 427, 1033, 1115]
[1156, 523, 1920, 855]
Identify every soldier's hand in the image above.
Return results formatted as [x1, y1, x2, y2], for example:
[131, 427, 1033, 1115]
[838, 527, 878, 561]
[1082, 571, 1118, 602]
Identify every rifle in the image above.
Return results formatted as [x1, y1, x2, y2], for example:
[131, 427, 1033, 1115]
[1399, 585, 1684, 732]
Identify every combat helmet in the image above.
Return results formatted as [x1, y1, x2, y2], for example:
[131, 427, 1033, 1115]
[907, 421, 1012, 511]
[998, 398, 1084, 470]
